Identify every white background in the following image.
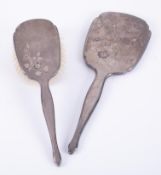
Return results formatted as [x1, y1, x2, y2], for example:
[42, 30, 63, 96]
[0, 0, 160, 174]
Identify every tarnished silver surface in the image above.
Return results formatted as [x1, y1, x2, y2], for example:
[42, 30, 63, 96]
[68, 12, 151, 154]
[14, 19, 61, 165]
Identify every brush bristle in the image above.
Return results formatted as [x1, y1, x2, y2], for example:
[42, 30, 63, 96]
[12, 47, 37, 86]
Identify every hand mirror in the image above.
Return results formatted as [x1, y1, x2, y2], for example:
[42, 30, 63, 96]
[68, 12, 151, 154]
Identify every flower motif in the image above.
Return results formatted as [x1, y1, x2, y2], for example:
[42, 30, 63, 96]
[23, 43, 49, 76]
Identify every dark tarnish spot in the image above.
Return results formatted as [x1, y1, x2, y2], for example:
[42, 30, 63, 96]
[98, 50, 109, 59]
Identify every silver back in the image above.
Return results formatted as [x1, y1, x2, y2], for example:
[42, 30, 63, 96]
[84, 12, 151, 75]
[14, 19, 60, 82]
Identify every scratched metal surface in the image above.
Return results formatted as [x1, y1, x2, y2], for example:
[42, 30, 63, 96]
[14, 19, 60, 82]
[84, 12, 151, 75]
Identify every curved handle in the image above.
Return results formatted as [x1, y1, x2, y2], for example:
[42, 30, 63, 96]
[68, 71, 107, 154]
[40, 81, 61, 165]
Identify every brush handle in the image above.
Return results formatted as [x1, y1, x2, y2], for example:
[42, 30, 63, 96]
[40, 81, 61, 166]
[68, 71, 107, 154]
